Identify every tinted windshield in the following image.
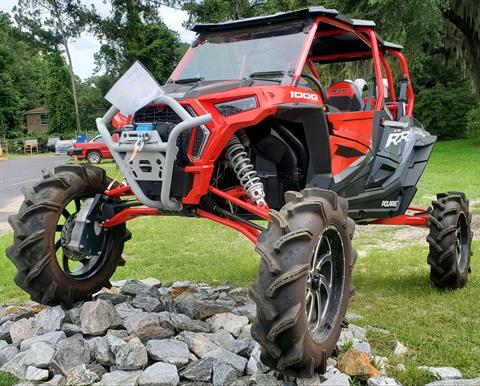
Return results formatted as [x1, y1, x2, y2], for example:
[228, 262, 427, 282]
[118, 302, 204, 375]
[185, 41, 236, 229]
[170, 21, 309, 84]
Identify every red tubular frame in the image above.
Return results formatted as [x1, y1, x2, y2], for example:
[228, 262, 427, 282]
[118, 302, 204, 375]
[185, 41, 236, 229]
[371, 208, 428, 227]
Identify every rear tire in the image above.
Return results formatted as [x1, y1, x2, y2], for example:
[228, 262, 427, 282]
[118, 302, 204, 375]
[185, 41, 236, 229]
[6, 165, 130, 306]
[249, 188, 354, 378]
[427, 192, 472, 289]
[87, 151, 102, 164]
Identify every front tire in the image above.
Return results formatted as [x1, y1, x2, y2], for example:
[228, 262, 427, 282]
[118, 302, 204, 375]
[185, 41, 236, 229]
[6, 165, 130, 306]
[249, 189, 354, 378]
[427, 192, 472, 289]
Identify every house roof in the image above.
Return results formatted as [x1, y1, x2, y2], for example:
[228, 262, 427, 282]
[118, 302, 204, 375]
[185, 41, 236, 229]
[25, 106, 48, 115]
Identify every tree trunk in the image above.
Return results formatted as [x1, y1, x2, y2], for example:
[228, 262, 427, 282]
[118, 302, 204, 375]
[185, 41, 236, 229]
[441, 6, 480, 95]
[63, 37, 81, 132]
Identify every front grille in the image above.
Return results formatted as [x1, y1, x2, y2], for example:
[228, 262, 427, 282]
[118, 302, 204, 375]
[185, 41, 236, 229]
[133, 105, 182, 125]
[132, 104, 209, 162]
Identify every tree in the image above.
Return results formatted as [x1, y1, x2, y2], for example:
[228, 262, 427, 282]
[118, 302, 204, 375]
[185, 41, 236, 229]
[84, 0, 182, 83]
[46, 51, 76, 134]
[14, 0, 91, 131]
[439, 0, 480, 95]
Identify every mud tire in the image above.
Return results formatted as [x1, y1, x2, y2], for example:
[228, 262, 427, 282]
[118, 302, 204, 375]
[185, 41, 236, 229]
[427, 192, 472, 289]
[249, 188, 355, 378]
[6, 165, 130, 306]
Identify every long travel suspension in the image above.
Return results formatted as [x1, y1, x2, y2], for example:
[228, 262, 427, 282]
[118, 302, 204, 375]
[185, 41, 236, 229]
[225, 133, 267, 207]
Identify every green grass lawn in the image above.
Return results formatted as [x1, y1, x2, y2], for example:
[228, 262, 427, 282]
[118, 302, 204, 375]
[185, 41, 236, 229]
[0, 139, 479, 385]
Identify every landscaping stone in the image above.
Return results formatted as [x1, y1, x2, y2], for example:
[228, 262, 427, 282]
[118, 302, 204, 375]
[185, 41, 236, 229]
[174, 294, 232, 320]
[65, 364, 99, 386]
[115, 337, 148, 371]
[0, 340, 8, 350]
[208, 312, 249, 338]
[419, 366, 463, 380]
[61, 323, 82, 336]
[345, 312, 364, 321]
[130, 319, 174, 343]
[20, 331, 66, 351]
[1, 350, 28, 379]
[10, 318, 36, 343]
[352, 339, 372, 358]
[132, 293, 167, 312]
[204, 348, 248, 373]
[123, 312, 158, 334]
[212, 361, 240, 386]
[99, 370, 143, 386]
[0, 320, 14, 341]
[231, 337, 251, 358]
[347, 324, 367, 340]
[249, 373, 281, 385]
[139, 362, 180, 386]
[208, 329, 235, 351]
[246, 343, 269, 374]
[106, 333, 127, 355]
[146, 339, 189, 366]
[25, 365, 49, 381]
[337, 348, 381, 380]
[95, 289, 133, 305]
[43, 374, 66, 385]
[180, 357, 215, 382]
[88, 336, 115, 366]
[296, 374, 321, 386]
[320, 373, 350, 386]
[367, 376, 401, 385]
[392, 340, 408, 356]
[424, 379, 480, 386]
[0, 346, 19, 367]
[372, 356, 389, 375]
[170, 313, 210, 333]
[34, 305, 65, 334]
[232, 303, 256, 322]
[24, 341, 55, 368]
[178, 331, 220, 358]
[50, 334, 91, 375]
[64, 305, 82, 325]
[120, 280, 161, 299]
[80, 300, 122, 336]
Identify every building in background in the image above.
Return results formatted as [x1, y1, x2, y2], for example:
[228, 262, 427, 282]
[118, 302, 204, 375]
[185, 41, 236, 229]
[25, 106, 49, 134]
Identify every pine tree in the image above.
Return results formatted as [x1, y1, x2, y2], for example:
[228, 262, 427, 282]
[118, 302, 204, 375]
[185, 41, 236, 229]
[46, 51, 76, 134]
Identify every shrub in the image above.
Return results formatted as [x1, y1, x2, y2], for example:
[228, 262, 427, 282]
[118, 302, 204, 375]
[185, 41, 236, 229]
[415, 84, 478, 139]
[466, 108, 480, 138]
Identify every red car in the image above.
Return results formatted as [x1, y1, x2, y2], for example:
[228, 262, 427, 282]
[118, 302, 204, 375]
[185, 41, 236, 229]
[67, 135, 116, 164]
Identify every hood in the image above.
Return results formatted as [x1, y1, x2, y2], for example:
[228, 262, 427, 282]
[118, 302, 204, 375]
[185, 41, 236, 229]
[161, 79, 275, 100]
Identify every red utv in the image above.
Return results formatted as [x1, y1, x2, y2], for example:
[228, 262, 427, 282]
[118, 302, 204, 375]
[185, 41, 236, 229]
[67, 135, 115, 164]
[8, 7, 472, 378]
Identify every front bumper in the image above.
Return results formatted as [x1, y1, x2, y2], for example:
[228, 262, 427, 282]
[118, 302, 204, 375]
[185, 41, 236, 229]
[96, 96, 212, 211]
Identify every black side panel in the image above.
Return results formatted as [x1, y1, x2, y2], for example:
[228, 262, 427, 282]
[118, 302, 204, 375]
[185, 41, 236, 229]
[274, 104, 333, 189]
[346, 120, 436, 219]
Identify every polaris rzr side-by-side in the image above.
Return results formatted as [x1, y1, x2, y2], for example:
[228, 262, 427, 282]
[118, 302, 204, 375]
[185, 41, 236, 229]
[7, 6, 473, 378]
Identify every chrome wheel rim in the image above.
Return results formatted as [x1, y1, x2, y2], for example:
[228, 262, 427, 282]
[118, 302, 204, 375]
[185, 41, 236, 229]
[89, 153, 100, 163]
[456, 212, 468, 272]
[306, 225, 345, 343]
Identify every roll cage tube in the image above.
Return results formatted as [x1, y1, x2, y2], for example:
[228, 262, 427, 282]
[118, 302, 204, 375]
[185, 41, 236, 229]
[300, 19, 386, 110]
[387, 50, 414, 116]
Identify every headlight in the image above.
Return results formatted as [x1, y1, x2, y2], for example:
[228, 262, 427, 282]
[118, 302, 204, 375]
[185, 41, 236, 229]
[215, 96, 257, 117]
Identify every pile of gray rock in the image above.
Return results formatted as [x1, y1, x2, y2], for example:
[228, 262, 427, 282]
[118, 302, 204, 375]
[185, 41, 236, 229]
[0, 279, 476, 386]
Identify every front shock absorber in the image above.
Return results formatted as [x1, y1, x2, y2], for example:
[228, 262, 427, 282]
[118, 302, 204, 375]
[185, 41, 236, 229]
[226, 134, 267, 207]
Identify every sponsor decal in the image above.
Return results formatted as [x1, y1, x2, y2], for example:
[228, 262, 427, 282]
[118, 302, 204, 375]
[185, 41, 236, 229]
[290, 91, 319, 101]
[381, 200, 398, 208]
[385, 128, 426, 147]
